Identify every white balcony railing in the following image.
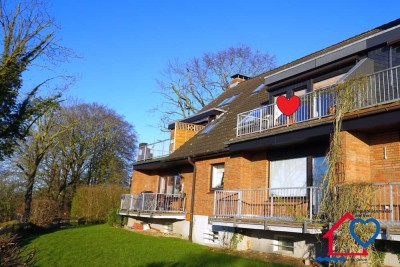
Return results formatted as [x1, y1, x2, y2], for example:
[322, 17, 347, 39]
[213, 182, 400, 225]
[120, 193, 186, 213]
[237, 66, 400, 137]
[213, 187, 322, 222]
[136, 139, 172, 161]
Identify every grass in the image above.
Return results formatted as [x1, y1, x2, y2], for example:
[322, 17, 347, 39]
[22, 224, 293, 267]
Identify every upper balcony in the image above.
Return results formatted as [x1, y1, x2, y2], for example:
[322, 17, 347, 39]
[237, 66, 400, 137]
[136, 122, 205, 162]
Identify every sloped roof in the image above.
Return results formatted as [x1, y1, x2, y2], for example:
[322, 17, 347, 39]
[167, 74, 268, 160]
[136, 18, 400, 165]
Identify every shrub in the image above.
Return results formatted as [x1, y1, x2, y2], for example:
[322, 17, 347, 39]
[30, 199, 59, 227]
[71, 185, 128, 223]
[107, 208, 121, 226]
[0, 234, 35, 266]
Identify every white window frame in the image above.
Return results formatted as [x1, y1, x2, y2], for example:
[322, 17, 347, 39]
[210, 163, 225, 190]
[269, 157, 307, 196]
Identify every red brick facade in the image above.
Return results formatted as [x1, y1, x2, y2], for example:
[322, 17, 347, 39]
[131, 129, 399, 217]
[341, 130, 400, 183]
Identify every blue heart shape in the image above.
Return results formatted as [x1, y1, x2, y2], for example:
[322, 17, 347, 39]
[349, 218, 380, 248]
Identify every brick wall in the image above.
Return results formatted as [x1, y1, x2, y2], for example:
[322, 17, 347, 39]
[341, 131, 372, 183]
[193, 152, 268, 216]
[370, 130, 400, 182]
[193, 157, 229, 216]
[131, 170, 159, 194]
[341, 129, 400, 183]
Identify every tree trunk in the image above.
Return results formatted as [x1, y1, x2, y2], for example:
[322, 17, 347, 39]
[23, 173, 35, 223]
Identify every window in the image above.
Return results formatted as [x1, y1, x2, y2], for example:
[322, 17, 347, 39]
[158, 175, 181, 195]
[210, 164, 224, 190]
[269, 156, 329, 196]
[273, 236, 294, 253]
[270, 157, 307, 196]
[252, 84, 265, 94]
[273, 93, 286, 126]
[293, 88, 310, 122]
[217, 94, 240, 107]
[312, 156, 328, 187]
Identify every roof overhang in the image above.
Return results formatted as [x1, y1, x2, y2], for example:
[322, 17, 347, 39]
[168, 108, 225, 129]
[264, 25, 400, 87]
[133, 158, 189, 171]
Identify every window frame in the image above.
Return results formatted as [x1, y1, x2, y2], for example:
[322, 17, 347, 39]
[268, 155, 328, 195]
[210, 163, 225, 191]
[158, 175, 181, 195]
[273, 235, 294, 254]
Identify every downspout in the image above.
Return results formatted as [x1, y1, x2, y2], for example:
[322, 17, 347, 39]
[187, 157, 196, 242]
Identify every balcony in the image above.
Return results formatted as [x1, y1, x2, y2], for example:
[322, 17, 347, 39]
[118, 193, 186, 219]
[211, 183, 400, 234]
[137, 139, 172, 161]
[237, 66, 400, 137]
[136, 122, 205, 162]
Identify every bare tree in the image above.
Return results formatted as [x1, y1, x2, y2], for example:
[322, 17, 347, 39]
[16, 106, 66, 222]
[155, 44, 276, 128]
[0, 0, 74, 160]
[36, 103, 136, 211]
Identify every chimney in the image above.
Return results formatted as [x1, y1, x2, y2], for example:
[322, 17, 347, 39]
[229, 74, 251, 88]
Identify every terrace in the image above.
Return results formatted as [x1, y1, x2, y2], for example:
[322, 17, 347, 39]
[119, 193, 186, 219]
[211, 182, 400, 237]
[136, 122, 205, 162]
[237, 66, 400, 137]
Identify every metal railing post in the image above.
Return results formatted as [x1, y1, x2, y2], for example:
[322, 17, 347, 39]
[141, 193, 145, 211]
[238, 191, 242, 217]
[213, 191, 217, 216]
[270, 194, 274, 217]
[309, 188, 313, 221]
[129, 195, 133, 210]
[236, 114, 240, 136]
[390, 184, 394, 222]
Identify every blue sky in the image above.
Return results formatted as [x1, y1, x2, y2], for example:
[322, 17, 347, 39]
[33, 0, 399, 143]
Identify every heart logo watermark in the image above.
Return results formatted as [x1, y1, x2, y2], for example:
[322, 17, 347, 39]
[349, 218, 380, 248]
[276, 95, 300, 116]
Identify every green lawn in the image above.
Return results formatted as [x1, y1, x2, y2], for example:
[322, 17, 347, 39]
[22, 224, 292, 267]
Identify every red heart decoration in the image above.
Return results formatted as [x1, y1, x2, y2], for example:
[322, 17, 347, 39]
[276, 95, 300, 116]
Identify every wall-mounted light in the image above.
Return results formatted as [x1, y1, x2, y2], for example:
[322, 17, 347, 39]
[383, 146, 387, 160]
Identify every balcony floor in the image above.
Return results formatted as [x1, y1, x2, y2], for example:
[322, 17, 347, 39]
[210, 216, 400, 241]
[119, 209, 186, 220]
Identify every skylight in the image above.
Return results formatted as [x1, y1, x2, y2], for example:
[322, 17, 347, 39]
[201, 118, 224, 134]
[252, 84, 265, 94]
[217, 94, 240, 107]
[202, 123, 217, 134]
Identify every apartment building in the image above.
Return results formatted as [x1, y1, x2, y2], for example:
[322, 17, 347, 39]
[120, 19, 400, 265]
